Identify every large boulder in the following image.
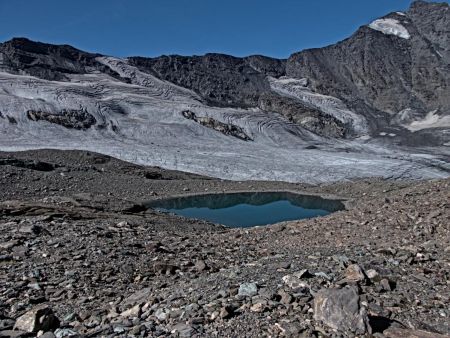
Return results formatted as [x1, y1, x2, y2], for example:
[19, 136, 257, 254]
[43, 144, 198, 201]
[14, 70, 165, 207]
[313, 286, 371, 335]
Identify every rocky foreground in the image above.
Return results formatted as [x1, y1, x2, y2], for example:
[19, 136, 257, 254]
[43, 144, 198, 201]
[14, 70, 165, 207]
[0, 150, 449, 337]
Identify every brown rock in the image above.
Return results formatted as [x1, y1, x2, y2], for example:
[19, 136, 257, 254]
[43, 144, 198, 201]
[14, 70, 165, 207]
[345, 264, 366, 282]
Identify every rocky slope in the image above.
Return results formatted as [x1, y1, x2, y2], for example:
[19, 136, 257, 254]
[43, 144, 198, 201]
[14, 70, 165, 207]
[287, 1, 450, 143]
[0, 149, 449, 337]
[0, 1, 448, 182]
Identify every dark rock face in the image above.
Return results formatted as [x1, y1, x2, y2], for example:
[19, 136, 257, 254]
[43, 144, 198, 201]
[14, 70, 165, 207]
[0, 158, 55, 171]
[26, 109, 96, 130]
[128, 54, 284, 108]
[181, 110, 252, 141]
[286, 1, 450, 124]
[0, 38, 127, 82]
[258, 93, 346, 138]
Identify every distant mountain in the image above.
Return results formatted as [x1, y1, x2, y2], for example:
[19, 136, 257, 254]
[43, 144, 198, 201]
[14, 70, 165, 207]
[0, 1, 448, 182]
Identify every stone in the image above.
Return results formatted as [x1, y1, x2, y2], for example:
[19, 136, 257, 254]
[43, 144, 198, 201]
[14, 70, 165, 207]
[0, 240, 19, 250]
[0, 319, 14, 330]
[274, 322, 304, 337]
[238, 282, 258, 297]
[154, 308, 169, 322]
[313, 286, 371, 335]
[171, 323, 194, 337]
[13, 306, 60, 333]
[54, 328, 81, 338]
[121, 287, 152, 307]
[278, 290, 294, 304]
[384, 328, 450, 338]
[366, 269, 380, 281]
[38, 333, 56, 338]
[219, 306, 235, 319]
[0, 330, 29, 338]
[345, 264, 366, 282]
[379, 278, 392, 291]
[314, 271, 332, 280]
[282, 272, 310, 290]
[250, 302, 265, 313]
[153, 262, 179, 275]
[120, 304, 142, 318]
[194, 259, 207, 272]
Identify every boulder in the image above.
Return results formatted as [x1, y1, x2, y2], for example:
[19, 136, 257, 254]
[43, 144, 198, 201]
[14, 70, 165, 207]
[13, 306, 59, 333]
[313, 286, 371, 335]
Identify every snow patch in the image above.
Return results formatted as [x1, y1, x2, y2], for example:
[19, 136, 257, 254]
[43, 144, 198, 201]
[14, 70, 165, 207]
[368, 18, 410, 39]
[406, 110, 450, 131]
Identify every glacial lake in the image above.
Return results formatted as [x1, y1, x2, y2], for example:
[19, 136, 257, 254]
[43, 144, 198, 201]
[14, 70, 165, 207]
[147, 191, 344, 227]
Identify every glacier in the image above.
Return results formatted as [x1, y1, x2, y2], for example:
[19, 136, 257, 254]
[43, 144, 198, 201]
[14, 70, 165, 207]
[0, 58, 448, 183]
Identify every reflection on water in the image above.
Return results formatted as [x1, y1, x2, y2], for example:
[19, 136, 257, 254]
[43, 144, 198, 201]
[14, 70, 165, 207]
[146, 191, 344, 228]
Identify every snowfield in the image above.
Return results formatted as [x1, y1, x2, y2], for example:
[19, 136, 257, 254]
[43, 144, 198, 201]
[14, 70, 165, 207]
[0, 58, 448, 183]
[368, 18, 411, 39]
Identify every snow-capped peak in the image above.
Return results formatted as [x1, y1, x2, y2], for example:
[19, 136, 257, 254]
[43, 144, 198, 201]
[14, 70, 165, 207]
[368, 18, 410, 39]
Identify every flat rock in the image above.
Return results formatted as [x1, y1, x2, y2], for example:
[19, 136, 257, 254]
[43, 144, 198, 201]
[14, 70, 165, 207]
[384, 328, 450, 338]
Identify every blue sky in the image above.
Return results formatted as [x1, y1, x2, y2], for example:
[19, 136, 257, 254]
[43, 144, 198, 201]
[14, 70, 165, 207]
[0, 0, 446, 58]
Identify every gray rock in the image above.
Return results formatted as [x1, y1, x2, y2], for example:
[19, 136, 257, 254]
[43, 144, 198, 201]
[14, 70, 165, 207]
[38, 333, 56, 338]
[278, 290, 294, 304]
[171, 323, 194, 337]
[282, 271, 310, 289]
[0, 319, 14, 330]
[194, 259, 208, 272]
[384, 327, 450, 338]
[13, 306, 60, 333]
[120, 304, 142, 318]
[154, 308, 169, 322]
[313, 286, 371, 335]
[365, 269, 380, 281]
[121, 287, 152, 307]
[238, 282, 258, 297]
[0, 330, 29, 338]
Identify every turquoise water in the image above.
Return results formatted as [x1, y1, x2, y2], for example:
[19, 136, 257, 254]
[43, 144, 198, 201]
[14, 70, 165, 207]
[147, 191, 344, 228]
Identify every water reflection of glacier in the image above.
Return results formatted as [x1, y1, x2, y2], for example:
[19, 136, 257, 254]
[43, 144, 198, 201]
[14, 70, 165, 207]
[147, 192, 345, 227]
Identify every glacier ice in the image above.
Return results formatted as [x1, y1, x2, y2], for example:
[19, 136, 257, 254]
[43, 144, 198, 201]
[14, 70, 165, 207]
[0, 58, 448, 183]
